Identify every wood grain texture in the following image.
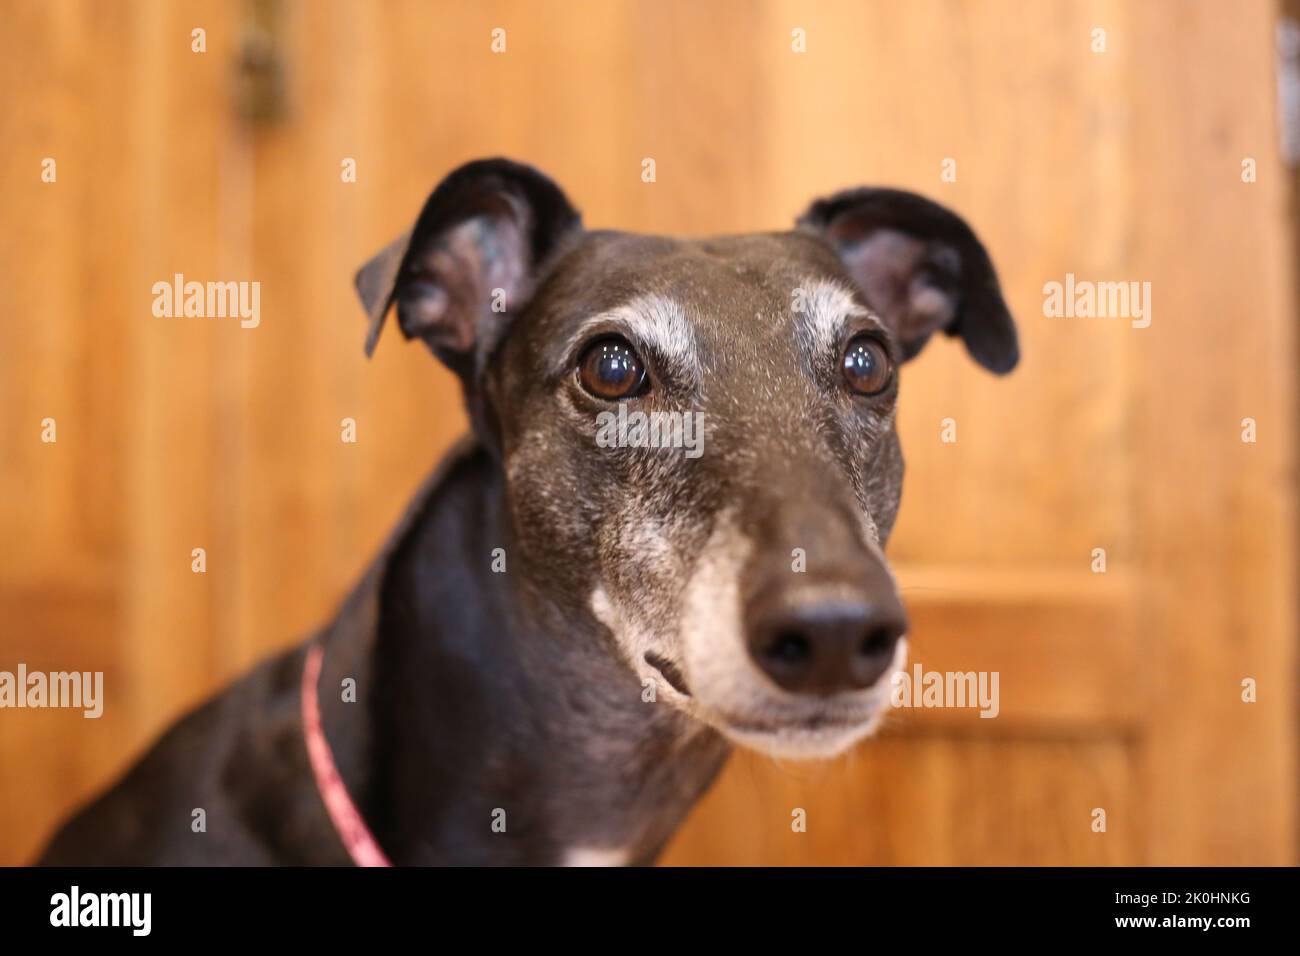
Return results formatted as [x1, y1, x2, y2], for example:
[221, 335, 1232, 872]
[0, 0, 1293, 866]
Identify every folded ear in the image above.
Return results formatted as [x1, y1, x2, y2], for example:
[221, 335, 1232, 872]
[797, 188, 1018, 374]
[355, 158, 582, 381]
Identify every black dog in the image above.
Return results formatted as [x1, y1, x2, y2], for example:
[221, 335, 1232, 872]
[40, 158, 1016, 865]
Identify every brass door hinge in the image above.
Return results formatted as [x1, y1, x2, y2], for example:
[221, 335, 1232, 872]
[236, 0, 288, 123]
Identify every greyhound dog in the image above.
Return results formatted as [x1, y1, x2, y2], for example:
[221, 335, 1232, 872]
[39, 158, 1017, 866]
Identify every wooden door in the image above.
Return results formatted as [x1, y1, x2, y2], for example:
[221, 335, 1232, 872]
[0, 0, 1293, 866]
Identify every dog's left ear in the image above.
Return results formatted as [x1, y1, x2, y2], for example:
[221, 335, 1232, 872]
[354, 158, 582, 381]
[798, 188, 1018, 373]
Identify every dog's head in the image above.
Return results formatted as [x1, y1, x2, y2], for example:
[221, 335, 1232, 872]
[357, 158, 1017, 759]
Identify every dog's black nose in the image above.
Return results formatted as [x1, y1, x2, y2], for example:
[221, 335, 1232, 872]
[745, 591, 907, 696]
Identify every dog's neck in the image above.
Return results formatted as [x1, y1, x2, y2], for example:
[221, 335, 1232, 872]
[320, 441, 729, 865]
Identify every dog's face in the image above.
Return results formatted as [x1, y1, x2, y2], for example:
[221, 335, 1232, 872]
[356, 159, 1017, 759]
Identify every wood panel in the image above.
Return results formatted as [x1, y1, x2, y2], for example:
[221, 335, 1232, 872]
[663, 737, 1139, 866]
[0, 0, 1293, 867]
[1126, 2, 1297, 864]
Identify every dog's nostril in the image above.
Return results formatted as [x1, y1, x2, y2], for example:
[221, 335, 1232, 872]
[745, 591, 907, 696]
[860, 626, 897, 658]
[765, 630, 813, 664]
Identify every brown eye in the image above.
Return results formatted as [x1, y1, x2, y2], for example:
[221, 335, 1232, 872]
[842, 335, 893, 396]
[578, 336, 648, 400]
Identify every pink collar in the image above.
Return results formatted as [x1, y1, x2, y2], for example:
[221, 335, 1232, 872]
[301, 644, 393, 867]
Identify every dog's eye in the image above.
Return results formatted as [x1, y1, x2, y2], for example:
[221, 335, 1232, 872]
[842, 335, 893, 396]
[577, 336, 648, 400]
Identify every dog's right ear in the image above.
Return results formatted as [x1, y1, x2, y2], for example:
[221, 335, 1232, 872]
[798, 188, 1018, 374]
[354, 158, 582, 382]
